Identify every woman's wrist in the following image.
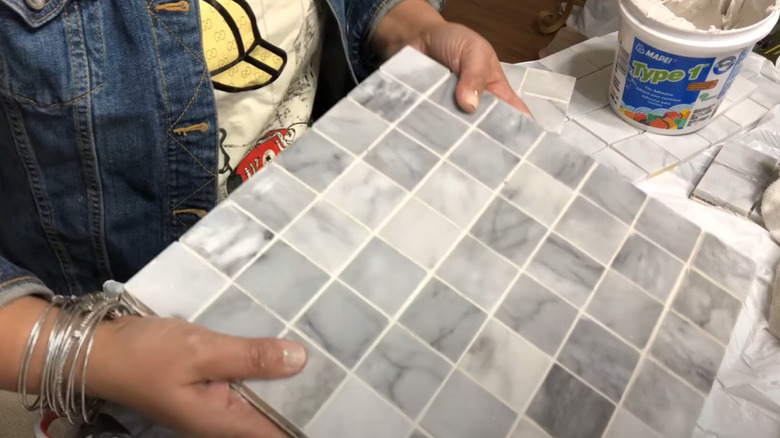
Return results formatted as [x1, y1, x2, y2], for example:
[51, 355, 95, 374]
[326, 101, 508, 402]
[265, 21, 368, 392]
[0, 296, 57, 393]
[370, 0, 446, 61]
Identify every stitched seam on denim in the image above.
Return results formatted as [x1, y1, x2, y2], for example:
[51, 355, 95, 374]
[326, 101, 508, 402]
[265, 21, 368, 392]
[167, 132, 215, 175]
[172, 67, 208, 128]
[150, 11, 207, 65]
[94, 0, 105, 85]
[0, 276, 37, 290]
[172, 176, 215, 210]
[2, 84, 106, 109]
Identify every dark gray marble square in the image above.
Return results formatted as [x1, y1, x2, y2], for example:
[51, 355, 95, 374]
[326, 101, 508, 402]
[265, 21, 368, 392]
[470, 198, 548, 266]
[437, 236, 518, 311]
[400, 278, 487, 362]
[350, 71, 420, 122]
[357, 326, 451, 418]
[502, 163, 574, 226]
[246, 332, 346, 429]
[673, 270, 741, 344]
[650, 312, 725, 393]
[231, 162, 316, 232]
[341, 238, 427, 316]
[194, 287, 284, 338]
[586, 271, 663, 349]
[479, 100, 545, 156]
[527, 134, 595, 189]
[399, 100, 469, 154]
[297, 282, 387, 368]
[581, 165, 647, 224]
[315, 99, 389, 155]
[275, 131, 353, 192]
[417, 162, 493, 227]
[181, 202, 273, 277]
[612, 233, 683, 302]
[527, 234, 605, 307]
[365, 129, 439, 190]
[555, 196, 629, 264]
[381, 46, 450, 93]
[527, 365, 615, 438]
[558, 318, 640, 402]
[421, 371, 517, 438]
[429, 75, 497, 124]
[496, 275, 578, 354]
[306, 376, 412, 438]
[635, 198, 701, 261]
[235, 240, 329, 319]
[448, 130, 520, 189]
[693, 234, 756, 299]
[624, 361, 705, 438]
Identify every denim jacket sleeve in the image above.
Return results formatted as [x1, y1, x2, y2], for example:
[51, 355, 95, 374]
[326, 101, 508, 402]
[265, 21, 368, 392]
[345, 0, 445, 79]
[0, 255, 54, 309]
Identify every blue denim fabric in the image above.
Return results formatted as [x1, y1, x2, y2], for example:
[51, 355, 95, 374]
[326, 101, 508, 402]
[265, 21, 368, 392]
[0, 0, 444, 303]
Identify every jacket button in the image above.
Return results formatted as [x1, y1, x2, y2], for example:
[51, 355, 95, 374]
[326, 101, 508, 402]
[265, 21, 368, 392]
[25, 0, 45, 11]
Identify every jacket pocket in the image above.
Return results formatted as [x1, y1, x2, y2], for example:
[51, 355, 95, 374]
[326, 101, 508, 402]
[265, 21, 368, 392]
[0, 0, 105, 107]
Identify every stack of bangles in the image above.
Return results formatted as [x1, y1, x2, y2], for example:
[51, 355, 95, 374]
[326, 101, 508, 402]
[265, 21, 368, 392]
[17, 292, 133, 424]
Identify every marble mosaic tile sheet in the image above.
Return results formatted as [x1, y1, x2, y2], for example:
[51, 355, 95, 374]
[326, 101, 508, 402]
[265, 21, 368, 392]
[500, 63, 576, 135]
[123, 47, 758, 438]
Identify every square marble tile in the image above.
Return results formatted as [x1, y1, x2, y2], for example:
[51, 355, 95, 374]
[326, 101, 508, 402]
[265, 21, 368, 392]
[567, 66, 613, 118]
[470, 197, 548, 266]
[634, 198, 701, 261]
[364, 129, 439, 191]
[495, 275, 578, 355]
[527, 134, 596, 189]
[560, 120, 606, 155]
[568, 35, 618, 68]
[429, 75, 497, 125]
[501, 163, 574, 226]
[723, 74, 758, 102]
[693, 234, 756, 299]
[693, 162, 764, 216]
[349, 71, 420, 122]
[538, 47, 600, 79]
[611, 135, 677, 175]
[399, 100, 469, 154]
[672, 270, 741, 344]
[724, 99, 768, 127]
[448, 130, 520, 189]
[417, 162, 493, 228]
[604, 409, 659, 438]
[577, 108, 640, 145]
[555, 196, 629, 264]
[324, 161, 406, 229]
[749, 75, 780, 109]
[479, 100, 545, 156]
[642, 132, 711, 162]
[194, 286, 285, 338]
[501, 63, 528, 91]
[612, 233, 683, 302]
[380, 45, 450, 93]
[714, 143, 779, 183]
[591, 147, 647, 182]
[520, 68, 576, 103]
[275, 131, 353, 193]
[521, 93, 568, 134]
[315, 98, 389, 155]
[695, 115, 741, 144]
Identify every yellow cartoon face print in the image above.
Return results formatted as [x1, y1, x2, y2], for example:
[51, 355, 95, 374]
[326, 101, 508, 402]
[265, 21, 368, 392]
[200, 0, 287, 92]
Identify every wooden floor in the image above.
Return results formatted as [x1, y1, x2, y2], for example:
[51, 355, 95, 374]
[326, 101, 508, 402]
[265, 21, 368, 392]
[441, 0, 562, 63]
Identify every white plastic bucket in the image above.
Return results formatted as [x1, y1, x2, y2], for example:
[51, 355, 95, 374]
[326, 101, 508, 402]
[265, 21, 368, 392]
[609, 0, 780, 135]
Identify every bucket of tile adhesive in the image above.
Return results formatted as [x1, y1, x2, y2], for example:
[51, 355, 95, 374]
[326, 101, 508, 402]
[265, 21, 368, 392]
[610, 0, 780, 135]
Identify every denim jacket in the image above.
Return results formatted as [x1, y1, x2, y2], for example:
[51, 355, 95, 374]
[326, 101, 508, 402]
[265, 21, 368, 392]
[0, 0, 444, 306]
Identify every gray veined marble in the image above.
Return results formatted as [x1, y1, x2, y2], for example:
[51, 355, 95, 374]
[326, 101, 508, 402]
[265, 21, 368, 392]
[605, 409, 659, 438]
[194, 286, 284, 338]
[306, 376, 412, 438]
[340, 238, 427, 316]
[521, 67, 576, 102]
[478, 100, 545, 156]
[235, 240, 329, 320]
[364, 129, 439, 191]
[527, 365, 615, 438]
[693, 162, 764, 217]
[693, 233, 756, 299]
[581, 165, 647, 224]
[673, 270, 741, 344]
[324, 161, 406, 230]
[624, 360, 705, 438]
[501, 162, 574, 226]
[527, 134, 596, 189]
[436, 235, 517, 310]
[611, 135, 677, 175]
[283, 200, 369, 274]
[246, 332, 346, 429]
[380, 46, 450, 94]
[296, 282, 387, 368]
[275, 130, 354, 192]
[470, 197, 548, 266]
[421, 371, 517, 438]
[230, 162, 316, 232]
[349, 71, 420, 122]
[634, 198, 701, 261]
[180, 201, 274, 278]
[495, 275, 578, 355]
[586, 271, 663, 349]
[650, 312, 725, 393]
[417, 162, 493, 228]
[380, 198, 460, 269]
[125, 243, 227, 319]
[612, 233, 683, 302]
[527, 234, 605, 307]
[400, 278, 487, 362]
[448, 130, 520, 189]
[315, 99, 389, 155]
[520, 93, 568, 134]
[558, 318, 640, 402]
[460, 320, 551, 411]
[356, 326, 451, 418]
[555, 196, 629, 264]
[715, 143, 779, 183]
[429, 75, 497, 124]
[399, 100, 469, 154]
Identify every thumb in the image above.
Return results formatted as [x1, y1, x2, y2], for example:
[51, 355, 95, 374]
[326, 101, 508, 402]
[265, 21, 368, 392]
[454, 50, 491, 114]
[197, 335, 308, 381]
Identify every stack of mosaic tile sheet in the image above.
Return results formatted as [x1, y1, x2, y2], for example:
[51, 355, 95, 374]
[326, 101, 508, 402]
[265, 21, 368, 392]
[123, 47, 759, 438]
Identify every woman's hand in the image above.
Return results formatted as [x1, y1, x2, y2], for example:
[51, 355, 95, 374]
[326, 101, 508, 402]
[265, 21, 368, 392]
[372, 0, 529, 115]
[87, 315, 306, 438]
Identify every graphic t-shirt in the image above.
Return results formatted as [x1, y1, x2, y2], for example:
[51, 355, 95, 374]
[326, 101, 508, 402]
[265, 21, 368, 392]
[199, 0, 325, 199]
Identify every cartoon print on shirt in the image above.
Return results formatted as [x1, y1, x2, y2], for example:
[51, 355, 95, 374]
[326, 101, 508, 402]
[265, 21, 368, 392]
[200, 0, 287, 92]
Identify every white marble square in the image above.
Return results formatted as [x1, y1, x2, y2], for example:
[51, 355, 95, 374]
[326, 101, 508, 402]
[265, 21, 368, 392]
[724, 75, 759, 101]
[527, 134, 595, 189]
[448, 130, 520, 189]
[591, 147, 647, 182]
[399, 100, 469, 154]
[555, 196, 629, 264]
[364, 129, 439, 190]
[501, 63, 528, 91]
[635, 198, 701, 261]
[276, 131, 354, 192]
[569, 35, 617, 68]
[577, 107, 640, 145]
[581, 165, 647, 224]
[694, 162, 763, 216]
[502, 162, 574, 226]
[693, 234, 756, 300]
[417, 162, 493, 227]
[380, 45, 450, 93]
[695, 115, 741, 144]
[714, 143, 779, 183]
[560, 120, 606, 155]
[479, 100, 545, 156]
[194, 287, 285, 338]
[605, 409, 659, 438]
[642, 132, 710, 161]
[568, 67, 613, 118]
[316, 99, 389, 155]
[612, 233, 683, 302]
[521, 93, 567, 134]
[520, 68, 576, 103]
[510, 418, 552, 438]
[725, 99, 768, 127]
[749, 75, 780, 109]
[539, 47, 600, 79]
[471, 197, 548, 266]
[349, 71, 420, 122]
[673, 270, 741, 344]
[324, 161, 406, 229]
[612, 135, 678, 175]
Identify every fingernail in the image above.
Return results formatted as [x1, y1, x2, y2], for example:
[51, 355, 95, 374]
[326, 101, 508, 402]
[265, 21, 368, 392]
[283, 343, 307, 369]
[465, 89, 479, 112]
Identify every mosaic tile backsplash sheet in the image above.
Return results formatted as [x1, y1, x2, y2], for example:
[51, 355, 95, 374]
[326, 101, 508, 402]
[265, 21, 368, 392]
[124, 47, 756, 438]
